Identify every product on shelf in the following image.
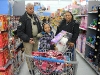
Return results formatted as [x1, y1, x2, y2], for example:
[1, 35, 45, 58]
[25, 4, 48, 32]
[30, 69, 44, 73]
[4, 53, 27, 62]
[0, 48, 9, 67]
[87, 35, 96, 46]
[76, 33, 86, 54]
[80, 17, 87, 29]
[88, 50, 94, 62]
[0, 32, 8, 48]
[0, 15, 8, 31]
[92, 5, 98, 12]
[81, 5, 87, 15]
[0, 65, 13, 75]
[90, 18, 97, 28]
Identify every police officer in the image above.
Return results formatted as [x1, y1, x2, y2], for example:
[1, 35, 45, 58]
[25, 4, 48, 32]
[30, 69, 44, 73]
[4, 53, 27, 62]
[17, 3, 42, 74]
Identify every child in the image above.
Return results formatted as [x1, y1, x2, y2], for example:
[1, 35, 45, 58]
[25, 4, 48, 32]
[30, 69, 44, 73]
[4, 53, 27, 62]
[37, 23, 57, 52]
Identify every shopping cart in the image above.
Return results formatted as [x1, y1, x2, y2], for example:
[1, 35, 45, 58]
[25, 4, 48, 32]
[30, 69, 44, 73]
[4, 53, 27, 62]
[25, 30, 78, 75]
[25, 46, 78, 75]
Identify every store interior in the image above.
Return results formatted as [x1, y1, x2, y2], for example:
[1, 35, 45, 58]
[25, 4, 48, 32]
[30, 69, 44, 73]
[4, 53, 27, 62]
[0, 0, 100, 75]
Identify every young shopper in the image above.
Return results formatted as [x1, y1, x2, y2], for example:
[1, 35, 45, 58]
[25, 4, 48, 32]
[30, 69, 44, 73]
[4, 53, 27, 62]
[37, 23, 57, 52]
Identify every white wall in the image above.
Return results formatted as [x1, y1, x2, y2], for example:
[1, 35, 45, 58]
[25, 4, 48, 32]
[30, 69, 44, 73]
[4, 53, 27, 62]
[25, 1, 72, 12]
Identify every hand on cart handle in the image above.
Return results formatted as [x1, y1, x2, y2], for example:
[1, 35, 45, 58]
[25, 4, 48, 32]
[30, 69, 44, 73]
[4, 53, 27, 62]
[29, 38, 35, 44]
[68, 42, 74, 48]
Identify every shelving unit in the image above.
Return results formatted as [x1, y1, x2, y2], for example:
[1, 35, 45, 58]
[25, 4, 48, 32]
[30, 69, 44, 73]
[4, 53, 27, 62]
[0, 60, 12, 70]
[84, 1, 100, 75]
[75, 15, 88, 17]
[88, 26, 96, 30]
[79, 27, 87, 30]
[75, 4, 88, 59]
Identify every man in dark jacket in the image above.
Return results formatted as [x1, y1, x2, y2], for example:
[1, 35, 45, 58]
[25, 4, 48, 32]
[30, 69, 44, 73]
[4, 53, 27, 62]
[56, 11, 79, 47]
[17, 3, 42, 74]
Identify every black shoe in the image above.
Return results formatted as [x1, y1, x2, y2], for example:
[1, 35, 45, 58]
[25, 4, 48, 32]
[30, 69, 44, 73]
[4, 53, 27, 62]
[32, 70, 35, 75]
[29, 70, 35, 75]
[29, 70, 32, 74]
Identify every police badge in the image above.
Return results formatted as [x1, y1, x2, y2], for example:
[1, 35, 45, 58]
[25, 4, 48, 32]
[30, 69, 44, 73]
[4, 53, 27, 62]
[19, 22, 22, 26]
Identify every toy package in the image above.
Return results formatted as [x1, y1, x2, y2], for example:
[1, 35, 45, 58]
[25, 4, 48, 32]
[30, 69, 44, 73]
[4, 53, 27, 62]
[0, 48, 9, 67]
[0, 32, 8, 48]
[0, 15, 8, 31]
[51, 30, 72, 52]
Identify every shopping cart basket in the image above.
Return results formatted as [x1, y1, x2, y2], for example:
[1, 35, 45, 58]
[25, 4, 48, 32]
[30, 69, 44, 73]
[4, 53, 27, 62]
[25, 48, 78, 75]
[25, 30, 78, 75]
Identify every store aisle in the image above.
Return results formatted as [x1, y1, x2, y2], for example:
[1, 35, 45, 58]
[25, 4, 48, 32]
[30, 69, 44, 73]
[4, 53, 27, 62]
[76, 52, 97, 75]
[19, 52, 97, 75]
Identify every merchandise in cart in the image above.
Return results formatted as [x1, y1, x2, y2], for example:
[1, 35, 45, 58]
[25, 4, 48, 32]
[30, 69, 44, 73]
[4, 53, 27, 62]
[25, 30, 78, 75]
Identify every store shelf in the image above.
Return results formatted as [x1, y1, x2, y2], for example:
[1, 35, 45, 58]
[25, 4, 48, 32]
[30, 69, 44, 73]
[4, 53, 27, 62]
[86, 41, 95, 49]
[0, 59, 12, 70]
[76, 50, 100, 75]
[88, 11, 98, 14]
[0, 45, 8, 50]
[79, 27, 87, 30]
[75, 15, 88, 17]
[77, 50, 100, 75]
[85, 58, 100, 75]
[88, 26, 96, 30]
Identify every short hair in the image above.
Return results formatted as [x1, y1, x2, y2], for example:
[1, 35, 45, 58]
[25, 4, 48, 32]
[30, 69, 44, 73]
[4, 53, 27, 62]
[26, 3, 34, 8]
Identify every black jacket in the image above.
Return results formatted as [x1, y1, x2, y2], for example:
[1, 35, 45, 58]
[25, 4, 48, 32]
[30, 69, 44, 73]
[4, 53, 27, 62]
[17, 12, 42, 42]
[56, 19, 79, 44]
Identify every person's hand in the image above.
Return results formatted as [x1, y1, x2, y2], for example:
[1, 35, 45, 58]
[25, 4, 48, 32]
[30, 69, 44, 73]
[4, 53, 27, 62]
[68, 42, 74, 47]
[54, 46, 58, 50]
[29, 38, 35, 44]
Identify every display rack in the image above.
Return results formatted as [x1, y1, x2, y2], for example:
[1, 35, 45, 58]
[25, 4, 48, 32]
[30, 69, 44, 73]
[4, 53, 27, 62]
[84, 1, 100, 75]
[75, 4, 88, 58]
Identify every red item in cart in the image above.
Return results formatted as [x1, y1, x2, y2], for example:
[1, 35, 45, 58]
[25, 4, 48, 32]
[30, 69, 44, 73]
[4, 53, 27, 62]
[0, 32, 8, 48]
[0, 48, 9, 67]
[32, 50, 65, 75]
